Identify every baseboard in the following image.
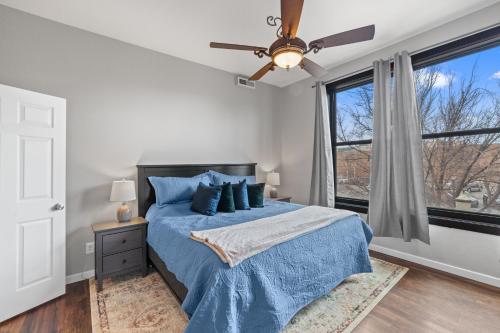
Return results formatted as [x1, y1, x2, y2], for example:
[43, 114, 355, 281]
[66, 269, 95, 284]
[369, 244, 500, 288]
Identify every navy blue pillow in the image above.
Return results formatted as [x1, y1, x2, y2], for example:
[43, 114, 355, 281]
[232, 179, 250, 210]
[191, 182, 222, 216]
[247, 183, 265, 208]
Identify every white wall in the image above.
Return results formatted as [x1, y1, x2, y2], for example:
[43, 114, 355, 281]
[0, 5, 281, 276]
[277, 3, 500, 283]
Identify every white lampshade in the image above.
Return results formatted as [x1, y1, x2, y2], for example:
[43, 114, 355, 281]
[267, 172, 280, 186]
[110, 180, 136, 202]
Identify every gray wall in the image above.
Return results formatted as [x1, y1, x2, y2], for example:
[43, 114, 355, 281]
[0, 5, 281, 276]
[1, 3, 499, 284]
[276, 3, 500, 282]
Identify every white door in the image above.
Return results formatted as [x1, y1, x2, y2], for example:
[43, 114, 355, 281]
[0, 84, 66, 322]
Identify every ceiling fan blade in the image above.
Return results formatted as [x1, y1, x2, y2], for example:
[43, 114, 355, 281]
[281, 0, 304, 38]
[309, 24, 375, 49]
[302, 58, 328, 78]
[249, 62, 274, 81]
[210, 42, 267, 52]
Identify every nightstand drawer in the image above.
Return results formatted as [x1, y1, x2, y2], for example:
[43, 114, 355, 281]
[102, 248, 143, 274]
[102, 229, 142, 255]
[92, 217, 148, 291]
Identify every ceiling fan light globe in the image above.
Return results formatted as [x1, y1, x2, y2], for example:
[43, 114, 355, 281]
[273, 49, 303, 69]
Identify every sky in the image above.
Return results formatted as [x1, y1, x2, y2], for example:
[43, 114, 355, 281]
[336, 44, 500, 141]
[427, 44, 500, 92]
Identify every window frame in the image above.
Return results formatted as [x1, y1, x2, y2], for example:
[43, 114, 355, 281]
[327, 26, 500, 235]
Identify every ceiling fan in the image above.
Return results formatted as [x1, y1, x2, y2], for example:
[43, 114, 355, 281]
[210, 0, 375, 81]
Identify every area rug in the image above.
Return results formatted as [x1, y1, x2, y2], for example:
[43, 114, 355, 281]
[89, 258, 408, 333]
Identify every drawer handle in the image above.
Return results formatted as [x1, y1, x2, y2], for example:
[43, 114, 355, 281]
[122, 259, 127, 264]
[122, 239, 127, 244]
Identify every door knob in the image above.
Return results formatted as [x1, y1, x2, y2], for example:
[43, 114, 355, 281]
[52, 203, 65, 211]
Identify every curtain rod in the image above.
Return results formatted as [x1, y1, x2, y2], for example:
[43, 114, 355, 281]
[310, 24, 499, 88]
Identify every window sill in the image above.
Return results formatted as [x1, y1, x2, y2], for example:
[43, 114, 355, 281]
[335, 199, 500, 236]
[428, 216, 500, 236]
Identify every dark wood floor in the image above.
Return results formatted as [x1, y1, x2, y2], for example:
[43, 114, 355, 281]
[1, 251, 499, 333]
[0, 281, 92, 333]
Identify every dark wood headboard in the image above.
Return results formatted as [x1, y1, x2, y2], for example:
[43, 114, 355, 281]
[136, 163, 257, 217]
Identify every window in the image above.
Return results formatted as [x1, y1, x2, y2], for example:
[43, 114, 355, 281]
[327, 27, 500, 235]
[335, 82, 373, 200]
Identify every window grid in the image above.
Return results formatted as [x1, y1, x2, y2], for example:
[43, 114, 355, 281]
[327, 26, 500, 235]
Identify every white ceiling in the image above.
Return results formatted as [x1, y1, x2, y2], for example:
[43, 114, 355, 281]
[0, 0, 498, 87]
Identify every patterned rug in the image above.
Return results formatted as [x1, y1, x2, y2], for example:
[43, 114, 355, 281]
[89, 258, 408, 333]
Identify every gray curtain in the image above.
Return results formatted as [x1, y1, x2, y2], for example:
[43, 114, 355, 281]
[368, 51, 430, 244]
[310, 83, 334, 207]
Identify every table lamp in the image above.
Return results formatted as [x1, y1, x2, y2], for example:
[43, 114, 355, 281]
[110, 179, 136, 222]
[267, 171, 280, 198]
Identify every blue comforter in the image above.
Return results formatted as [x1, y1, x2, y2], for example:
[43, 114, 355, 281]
[146, 200, 373, 333]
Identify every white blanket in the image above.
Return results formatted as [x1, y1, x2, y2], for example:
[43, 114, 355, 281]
[190, 206, 357, 267]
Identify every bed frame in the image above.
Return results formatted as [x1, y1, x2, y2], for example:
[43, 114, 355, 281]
[137, 163, 257, 302]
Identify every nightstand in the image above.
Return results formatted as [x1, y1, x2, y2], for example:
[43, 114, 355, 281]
[268, 196, 292, 203]
[92, 217, 148, 291]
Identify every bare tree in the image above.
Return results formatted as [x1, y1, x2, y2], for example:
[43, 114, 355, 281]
[418, 66, 500, 211]
[336, 65, 500, 213]
[336, 84, 373, 142]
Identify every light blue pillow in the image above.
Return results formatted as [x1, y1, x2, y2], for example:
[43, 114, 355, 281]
[194, 171, 215, 184]
[209, 170, 256, 185]
[149, 175, 210, 207]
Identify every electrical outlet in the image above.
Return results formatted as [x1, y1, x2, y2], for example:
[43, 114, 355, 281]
[85, 242, 95, 255]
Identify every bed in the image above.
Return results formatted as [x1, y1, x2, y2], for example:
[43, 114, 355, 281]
[137, 163, 373, 333]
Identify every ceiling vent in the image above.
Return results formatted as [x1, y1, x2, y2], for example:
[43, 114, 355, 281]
[236, 76, 256, 89]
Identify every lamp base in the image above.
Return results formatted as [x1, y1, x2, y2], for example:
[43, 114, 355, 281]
[117, 203, 132, 222]
[270, 187, 278, 198]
